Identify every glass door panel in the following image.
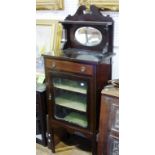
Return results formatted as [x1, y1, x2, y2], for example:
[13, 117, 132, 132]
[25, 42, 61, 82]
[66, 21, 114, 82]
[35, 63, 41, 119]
[52, 76, 89, 128]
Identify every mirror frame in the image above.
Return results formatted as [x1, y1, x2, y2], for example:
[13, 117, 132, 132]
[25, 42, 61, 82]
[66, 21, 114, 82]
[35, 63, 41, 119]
[61, 5, 114, 52]
[75, 27, 103, 47]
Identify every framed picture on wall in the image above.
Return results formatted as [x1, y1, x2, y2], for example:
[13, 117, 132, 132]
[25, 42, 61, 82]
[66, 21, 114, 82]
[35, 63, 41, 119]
[36, 20, 62, 56]
[36, 20, 62, 79]
[79, 0, 119, 11]
[36, 0, 64, 10]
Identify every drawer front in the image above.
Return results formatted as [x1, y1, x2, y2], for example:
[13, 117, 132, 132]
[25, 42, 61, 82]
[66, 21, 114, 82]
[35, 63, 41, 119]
[45, 59, 93, 76]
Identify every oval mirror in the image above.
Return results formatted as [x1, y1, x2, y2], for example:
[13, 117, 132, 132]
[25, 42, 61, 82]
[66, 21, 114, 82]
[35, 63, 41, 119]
[75, 27, 102, 46]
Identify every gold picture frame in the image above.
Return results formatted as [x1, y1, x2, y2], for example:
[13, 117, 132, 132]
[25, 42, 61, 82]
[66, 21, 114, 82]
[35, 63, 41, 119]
[79, 0, 119, 11]
[36, 20, 62, 56]
[36, 0, 64, 10]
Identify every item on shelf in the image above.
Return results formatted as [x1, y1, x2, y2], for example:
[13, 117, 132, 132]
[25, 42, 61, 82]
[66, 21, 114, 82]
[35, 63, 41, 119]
[36, 56, 45, 74]
[108, 79, 119, 88]
[36, 83, 46, 92]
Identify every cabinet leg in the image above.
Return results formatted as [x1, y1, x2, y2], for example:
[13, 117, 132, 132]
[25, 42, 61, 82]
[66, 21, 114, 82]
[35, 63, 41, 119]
[91, 135, 97, 155]
[51, 128, 55, 153]
[40, 114, 47, 146]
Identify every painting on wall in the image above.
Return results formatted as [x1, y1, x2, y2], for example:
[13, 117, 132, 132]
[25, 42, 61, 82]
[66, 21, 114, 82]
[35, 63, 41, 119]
[37, 20, 56, 56]
[36, 20, 62, 75]
[79, 0, 119, 11]
[36, 0, 64, 10]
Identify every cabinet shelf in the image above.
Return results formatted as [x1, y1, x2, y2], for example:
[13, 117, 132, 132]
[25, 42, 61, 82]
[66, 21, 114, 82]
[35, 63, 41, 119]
[53, 83, 87, 94]
[55, 112, 88, 128]
[64, 112, 88, 128]
[55, 97, 87, 112]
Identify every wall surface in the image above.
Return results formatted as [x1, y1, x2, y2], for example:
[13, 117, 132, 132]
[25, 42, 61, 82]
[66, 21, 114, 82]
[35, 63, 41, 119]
[36, 0, 119, 79]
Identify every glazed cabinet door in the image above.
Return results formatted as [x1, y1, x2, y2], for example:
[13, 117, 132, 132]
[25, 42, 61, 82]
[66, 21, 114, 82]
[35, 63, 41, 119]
[47, 71, 95, 130]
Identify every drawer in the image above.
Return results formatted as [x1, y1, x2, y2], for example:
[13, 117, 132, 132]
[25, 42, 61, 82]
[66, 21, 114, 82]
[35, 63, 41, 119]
[45, 59, 93, 76]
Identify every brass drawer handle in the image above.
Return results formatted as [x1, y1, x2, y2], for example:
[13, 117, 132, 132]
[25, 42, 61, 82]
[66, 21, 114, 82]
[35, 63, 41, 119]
[51, 62, 56, 69]
[80, 66, 86, 72]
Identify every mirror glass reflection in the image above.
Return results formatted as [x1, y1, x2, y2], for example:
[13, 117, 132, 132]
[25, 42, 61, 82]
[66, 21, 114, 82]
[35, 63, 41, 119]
[75, 27, 102, 46]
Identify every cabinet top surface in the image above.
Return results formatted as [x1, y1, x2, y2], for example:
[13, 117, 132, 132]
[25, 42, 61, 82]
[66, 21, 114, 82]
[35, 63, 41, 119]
[43, 51, 113, 65]
[101, 85, 119, 97]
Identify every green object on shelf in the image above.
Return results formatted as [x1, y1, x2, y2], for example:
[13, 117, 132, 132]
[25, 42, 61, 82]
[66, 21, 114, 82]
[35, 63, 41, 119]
[37, 74, 45, 84]
[64, 112, 88, 128]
